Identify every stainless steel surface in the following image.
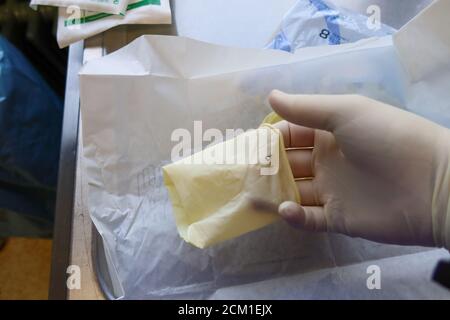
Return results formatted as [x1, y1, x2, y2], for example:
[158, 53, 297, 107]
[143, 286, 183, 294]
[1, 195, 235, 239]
[59, 0, 433, 299]
[49, 41, 84, 300]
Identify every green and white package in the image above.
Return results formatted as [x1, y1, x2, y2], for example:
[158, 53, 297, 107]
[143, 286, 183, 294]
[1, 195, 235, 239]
[31, 0, 129, 16]
[56, 0, 171, 48]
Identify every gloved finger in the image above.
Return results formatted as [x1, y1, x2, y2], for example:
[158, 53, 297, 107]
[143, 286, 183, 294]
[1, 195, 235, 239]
[289, 122, 315, 148]
[278, 201, 327, 232]
[295, 179, 322, 206]
[287, 149, 314, 178]
[273, 121, 291, 146]
[274, 120, 315, 148]
[269, 90, 362, 132]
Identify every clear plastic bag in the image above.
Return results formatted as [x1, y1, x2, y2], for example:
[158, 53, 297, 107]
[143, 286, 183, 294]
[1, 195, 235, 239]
[267, 0, 395, 52]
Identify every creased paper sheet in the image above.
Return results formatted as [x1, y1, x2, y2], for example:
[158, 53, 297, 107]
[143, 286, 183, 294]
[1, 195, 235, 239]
[79, 1, 450, 299]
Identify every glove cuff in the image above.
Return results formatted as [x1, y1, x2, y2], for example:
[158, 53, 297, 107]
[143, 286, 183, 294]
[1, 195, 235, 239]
[432, 141, 450, 250]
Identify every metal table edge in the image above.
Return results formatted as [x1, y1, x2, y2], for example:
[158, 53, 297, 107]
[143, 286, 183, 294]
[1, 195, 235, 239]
[48, 41, 84, 300]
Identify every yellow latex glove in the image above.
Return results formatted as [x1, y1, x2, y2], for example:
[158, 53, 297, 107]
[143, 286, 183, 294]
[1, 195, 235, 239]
[270, 90, 450, 249]
[163, 124, 299, 249]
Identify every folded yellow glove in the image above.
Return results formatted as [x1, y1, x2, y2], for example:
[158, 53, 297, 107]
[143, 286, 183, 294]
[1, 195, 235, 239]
[163, 119, 299, 249]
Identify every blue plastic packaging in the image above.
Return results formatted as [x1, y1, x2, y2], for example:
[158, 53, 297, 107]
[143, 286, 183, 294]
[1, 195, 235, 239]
[0, 36, 63, 237]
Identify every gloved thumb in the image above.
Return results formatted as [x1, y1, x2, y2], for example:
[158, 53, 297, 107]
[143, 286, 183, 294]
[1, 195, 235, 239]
[269, 90, 360, 132]
[278, 201, 327, 232]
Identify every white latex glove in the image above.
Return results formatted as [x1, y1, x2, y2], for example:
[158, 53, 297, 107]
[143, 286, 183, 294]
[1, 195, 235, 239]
[270, 91, 450, 248]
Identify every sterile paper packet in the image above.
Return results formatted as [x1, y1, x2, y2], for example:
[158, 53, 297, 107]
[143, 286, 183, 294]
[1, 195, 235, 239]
[56, 0, 171, 48]
[31, 0, 129, 16]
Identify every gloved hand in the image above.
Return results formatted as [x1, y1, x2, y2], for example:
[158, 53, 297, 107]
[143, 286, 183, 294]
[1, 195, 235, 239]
[270, 90, 450, 248]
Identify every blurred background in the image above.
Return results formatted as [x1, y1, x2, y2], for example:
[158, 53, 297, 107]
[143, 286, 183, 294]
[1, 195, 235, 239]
[0, 0, 66, 299]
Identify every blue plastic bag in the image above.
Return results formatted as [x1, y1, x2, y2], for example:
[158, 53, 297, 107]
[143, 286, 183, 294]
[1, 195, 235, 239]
[0, 36, 63, 237]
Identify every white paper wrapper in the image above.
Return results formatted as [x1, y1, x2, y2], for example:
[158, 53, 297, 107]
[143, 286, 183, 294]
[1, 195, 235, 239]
[31, 0, 129, 15]
[57, 0, 171, 48]
[79, 0, 450, 299]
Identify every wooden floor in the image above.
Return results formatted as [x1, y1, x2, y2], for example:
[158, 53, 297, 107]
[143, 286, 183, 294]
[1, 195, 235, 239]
[0, 237, 51, 300]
